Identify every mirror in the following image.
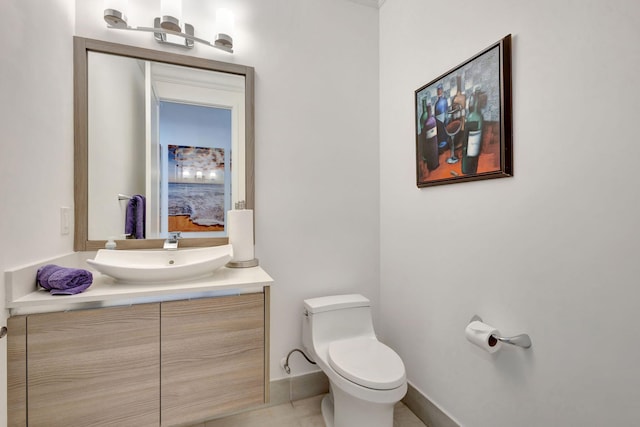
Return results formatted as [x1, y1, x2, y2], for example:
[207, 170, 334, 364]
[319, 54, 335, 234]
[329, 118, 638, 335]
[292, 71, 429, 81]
[74, 37, 254, 251]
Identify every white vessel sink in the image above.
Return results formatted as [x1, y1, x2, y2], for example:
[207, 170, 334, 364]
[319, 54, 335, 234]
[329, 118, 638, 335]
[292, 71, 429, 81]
[86, 245, 233, 283]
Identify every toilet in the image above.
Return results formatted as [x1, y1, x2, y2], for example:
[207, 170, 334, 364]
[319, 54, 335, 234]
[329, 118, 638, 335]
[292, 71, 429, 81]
[302, 294, 407, 427]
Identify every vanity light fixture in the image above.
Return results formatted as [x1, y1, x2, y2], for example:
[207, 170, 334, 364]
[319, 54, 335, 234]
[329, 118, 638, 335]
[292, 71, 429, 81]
[103, 0, 234, 53]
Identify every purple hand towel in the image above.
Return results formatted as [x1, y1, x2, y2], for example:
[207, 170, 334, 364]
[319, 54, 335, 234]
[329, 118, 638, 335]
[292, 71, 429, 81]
[36, 264, 93, 295]
[125, 195, 146, 239]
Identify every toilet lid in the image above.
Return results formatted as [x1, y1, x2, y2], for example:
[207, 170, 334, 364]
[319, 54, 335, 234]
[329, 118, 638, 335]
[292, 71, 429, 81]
[328, 337, 406, 390]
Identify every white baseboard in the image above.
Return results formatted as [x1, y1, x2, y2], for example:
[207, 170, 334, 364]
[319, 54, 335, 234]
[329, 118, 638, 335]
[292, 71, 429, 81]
[403, 382, 460, 427]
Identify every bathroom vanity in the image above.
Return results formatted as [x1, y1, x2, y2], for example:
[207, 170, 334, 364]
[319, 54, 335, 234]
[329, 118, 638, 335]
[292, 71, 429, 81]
[6, 257, 272, 427]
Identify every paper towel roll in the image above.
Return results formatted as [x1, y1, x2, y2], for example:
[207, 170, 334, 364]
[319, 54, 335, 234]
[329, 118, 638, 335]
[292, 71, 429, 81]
[227, 209, 254, 262]
[465, 320, 502, 353]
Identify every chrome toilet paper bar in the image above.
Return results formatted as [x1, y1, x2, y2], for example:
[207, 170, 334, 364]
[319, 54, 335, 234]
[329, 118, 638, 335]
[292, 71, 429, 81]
[470, 315, 532, 349]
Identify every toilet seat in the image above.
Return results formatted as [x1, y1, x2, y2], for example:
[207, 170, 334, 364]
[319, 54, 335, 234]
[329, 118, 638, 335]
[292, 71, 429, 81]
[328, 337, 405, 390]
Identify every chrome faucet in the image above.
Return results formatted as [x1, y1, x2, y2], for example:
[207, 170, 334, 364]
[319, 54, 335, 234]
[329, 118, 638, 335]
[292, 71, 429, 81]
[164, 232, 181, 250]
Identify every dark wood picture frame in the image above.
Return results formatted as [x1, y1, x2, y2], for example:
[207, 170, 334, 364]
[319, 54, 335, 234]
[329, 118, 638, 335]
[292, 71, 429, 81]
[415, 34, 512, 187]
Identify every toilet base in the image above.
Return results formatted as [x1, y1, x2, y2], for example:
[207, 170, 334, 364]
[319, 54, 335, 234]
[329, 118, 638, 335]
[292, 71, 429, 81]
[321, 386, 396, 427]
[321, 394, 335, 427]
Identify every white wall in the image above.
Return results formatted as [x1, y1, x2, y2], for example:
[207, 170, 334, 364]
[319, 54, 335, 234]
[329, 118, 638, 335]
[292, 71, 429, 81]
[379, 1, 640, 426]
[8, 0, 640, 426]
[0, 0, 378, 420]
[0, 0, 76, 422]
[76, 0, 381, 379]
[0, 2, 378, 423]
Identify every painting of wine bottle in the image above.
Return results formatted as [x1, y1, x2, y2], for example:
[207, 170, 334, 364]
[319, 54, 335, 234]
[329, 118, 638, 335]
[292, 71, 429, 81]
[414, 35, 513, 188]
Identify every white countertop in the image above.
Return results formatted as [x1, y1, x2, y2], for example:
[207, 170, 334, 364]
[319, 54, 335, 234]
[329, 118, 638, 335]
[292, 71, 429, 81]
[5, 252, 273, 315]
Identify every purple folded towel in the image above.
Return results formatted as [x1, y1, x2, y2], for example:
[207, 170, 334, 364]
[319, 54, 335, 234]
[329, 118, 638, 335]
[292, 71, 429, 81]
[36, 264, 93, 295]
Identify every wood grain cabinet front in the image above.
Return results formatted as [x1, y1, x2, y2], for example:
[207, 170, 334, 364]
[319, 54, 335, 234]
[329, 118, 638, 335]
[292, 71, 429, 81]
[12, 303, 161, 427]
[7, 290, 269, 427]
[161, 293, 266, 426]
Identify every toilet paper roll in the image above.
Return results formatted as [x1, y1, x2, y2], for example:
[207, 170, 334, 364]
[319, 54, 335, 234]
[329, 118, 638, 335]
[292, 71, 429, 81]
[227, 209, 254, 262]
[465, 320, 502, 353]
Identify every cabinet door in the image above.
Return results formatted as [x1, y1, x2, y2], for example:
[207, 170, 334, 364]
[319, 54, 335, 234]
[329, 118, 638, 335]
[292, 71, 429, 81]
[161, 293, 265, 426]
[7, 316, 27, 427]
[27, 304, 160, 426]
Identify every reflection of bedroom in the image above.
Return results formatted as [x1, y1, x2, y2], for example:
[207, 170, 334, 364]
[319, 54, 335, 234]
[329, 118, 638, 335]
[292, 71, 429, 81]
[159, 101, 232, 235]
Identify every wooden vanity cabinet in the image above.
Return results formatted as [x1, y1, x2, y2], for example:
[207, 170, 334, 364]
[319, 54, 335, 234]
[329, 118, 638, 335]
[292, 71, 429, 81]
[8, 290, 269, 427]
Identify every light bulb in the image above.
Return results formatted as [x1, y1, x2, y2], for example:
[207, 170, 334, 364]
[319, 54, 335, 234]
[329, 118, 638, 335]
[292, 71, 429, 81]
[103, 0, 129, 28]
[214, 8, 234, 48]
[160, 0, 182, 32]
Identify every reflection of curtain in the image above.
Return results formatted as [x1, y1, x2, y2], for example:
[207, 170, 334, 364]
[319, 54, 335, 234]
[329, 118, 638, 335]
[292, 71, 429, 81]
[125, 195, 146, 239]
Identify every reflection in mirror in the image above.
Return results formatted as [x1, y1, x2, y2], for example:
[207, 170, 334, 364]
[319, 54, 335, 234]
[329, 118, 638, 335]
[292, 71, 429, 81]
[87, 54, 244, 240]
[74, 37, 254, 251]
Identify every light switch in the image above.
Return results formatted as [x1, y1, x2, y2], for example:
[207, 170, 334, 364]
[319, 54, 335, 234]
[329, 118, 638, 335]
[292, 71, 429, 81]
[60, 207, 71, 235]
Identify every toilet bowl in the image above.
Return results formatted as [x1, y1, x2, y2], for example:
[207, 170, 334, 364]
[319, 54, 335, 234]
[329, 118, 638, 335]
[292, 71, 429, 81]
[302, 294, 407, 427]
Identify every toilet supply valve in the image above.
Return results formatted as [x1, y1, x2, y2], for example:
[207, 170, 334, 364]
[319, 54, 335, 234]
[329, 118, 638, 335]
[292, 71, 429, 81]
[282, 348, 316, 375]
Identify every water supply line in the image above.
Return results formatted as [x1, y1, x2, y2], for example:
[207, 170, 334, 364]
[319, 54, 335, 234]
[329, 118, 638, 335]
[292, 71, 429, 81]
[283, 348, 316, 374]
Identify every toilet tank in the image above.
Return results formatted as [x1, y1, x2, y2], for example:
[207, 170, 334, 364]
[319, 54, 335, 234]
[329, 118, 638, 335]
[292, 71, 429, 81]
[302, 294, 376, 354]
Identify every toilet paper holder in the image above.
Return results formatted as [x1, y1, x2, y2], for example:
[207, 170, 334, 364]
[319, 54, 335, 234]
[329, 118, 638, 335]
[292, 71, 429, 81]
[470, 315, 532, 349]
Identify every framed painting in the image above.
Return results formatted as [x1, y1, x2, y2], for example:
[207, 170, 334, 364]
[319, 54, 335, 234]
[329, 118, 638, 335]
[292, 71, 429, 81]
[167, 144, 226, 234]
[415, 34, 513, 187]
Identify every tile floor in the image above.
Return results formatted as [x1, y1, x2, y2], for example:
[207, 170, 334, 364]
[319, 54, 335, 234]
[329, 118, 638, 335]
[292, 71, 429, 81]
[198, 394, 427, 427]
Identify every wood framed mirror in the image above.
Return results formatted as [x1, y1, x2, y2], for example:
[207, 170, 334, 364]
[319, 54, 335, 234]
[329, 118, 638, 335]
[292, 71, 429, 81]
[74, 37, 254, 251]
